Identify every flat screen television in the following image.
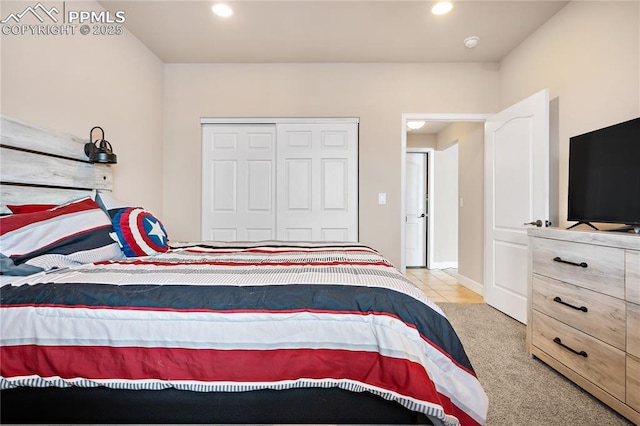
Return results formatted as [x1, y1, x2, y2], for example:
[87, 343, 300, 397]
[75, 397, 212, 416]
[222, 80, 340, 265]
[567, 117, 640, 231]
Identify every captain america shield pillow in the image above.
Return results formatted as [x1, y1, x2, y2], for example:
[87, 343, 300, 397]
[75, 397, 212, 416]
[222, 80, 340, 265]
[112, 208, 169, 257]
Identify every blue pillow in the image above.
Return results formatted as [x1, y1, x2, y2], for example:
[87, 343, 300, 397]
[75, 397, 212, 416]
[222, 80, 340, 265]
[112, 208, 169, 257]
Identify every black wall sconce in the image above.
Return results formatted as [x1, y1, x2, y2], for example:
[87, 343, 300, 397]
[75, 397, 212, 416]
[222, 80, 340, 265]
[85, 126, 117, 164]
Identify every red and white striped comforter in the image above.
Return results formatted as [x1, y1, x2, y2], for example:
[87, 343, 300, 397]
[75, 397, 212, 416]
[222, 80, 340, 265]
[0, 242, 488, 426]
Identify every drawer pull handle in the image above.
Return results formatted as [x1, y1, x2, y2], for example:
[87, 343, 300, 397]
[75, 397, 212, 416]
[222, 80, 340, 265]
[553, 256, 588, 268]
[553, 296, 588, 312]
[553, 337, 588, 358]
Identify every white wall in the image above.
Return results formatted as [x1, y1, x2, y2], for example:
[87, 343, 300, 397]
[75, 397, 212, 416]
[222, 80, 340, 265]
[500, 1, 640, 227]
[3, 0, 637, 269]
[407, 133, 437, 149]
[163, 63, 500, 266]
[0, 1, 165, 217]
[435, 122, 484, 284]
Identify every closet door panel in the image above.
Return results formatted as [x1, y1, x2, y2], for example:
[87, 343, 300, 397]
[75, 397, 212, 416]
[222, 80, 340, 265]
[202, 124, 276, 241]
[322, 131, 349, 149]
[211, 229, 237, 241]
[277, 123, 358, 241]
[285, 159, 312, 211]
[247, 228, 273, 240]
[211, 160, 237, 211]
[285, 228, 313, 241]
[321, 228, 349, 241]
[247, 160, 272, 211]
[322, 159, 347, 211]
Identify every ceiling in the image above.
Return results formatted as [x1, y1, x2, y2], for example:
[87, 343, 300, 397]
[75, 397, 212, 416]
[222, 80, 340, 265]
[99, 1, 568, 64]
[98, 0, 568, 135]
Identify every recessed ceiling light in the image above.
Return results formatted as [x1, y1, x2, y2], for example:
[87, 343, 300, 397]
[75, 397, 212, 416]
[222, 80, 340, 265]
[407, 121, 426, 130]
[464, 36, 480, 48]
[212, 3, 233, 17]
[432, 1, 453, 15]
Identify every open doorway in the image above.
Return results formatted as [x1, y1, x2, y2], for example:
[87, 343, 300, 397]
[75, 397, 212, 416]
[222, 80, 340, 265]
[400, 114, 488, 296]
[402, 91, 553, 322]
[405, 133, 459, 271]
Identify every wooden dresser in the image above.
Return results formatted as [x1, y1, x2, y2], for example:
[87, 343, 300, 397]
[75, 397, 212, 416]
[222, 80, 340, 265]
[527, 227, 640, 424]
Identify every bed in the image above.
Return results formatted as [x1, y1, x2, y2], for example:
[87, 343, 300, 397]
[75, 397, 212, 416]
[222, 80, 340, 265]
[0, 116, 488, 425]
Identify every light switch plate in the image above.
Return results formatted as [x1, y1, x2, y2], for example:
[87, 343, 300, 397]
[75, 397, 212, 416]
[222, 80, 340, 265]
[378, 193, 387, 205]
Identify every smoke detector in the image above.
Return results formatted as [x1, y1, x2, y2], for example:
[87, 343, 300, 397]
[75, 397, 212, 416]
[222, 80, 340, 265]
[464, 36, 480, 49]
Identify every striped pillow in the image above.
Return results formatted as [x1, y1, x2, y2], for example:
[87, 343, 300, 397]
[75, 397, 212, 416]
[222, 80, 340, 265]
[95, 191, 135, 218]
[0, 197, 123, 275]
[7, 204, 57, 214]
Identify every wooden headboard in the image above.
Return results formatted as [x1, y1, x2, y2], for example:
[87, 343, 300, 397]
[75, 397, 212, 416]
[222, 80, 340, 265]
[0, 116, 114, 214]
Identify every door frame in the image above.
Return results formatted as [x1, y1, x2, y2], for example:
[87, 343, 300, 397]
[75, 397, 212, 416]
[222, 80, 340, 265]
[406, 148, 433, 269]
[400, 113, 491, 273]
[201, 117, 360, 125]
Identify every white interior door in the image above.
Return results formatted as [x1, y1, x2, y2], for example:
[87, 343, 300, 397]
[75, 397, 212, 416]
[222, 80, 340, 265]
[202, 124, 276, 241]
[484, 89, 549, 324]
[276, 123, 358, 241]
[406, 153, 427, 267]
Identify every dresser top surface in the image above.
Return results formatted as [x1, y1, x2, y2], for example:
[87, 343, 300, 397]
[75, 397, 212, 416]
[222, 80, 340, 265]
[528, 227, 640, 251]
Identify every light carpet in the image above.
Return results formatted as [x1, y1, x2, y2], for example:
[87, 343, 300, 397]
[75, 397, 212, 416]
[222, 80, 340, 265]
[438, 303, 633, 426]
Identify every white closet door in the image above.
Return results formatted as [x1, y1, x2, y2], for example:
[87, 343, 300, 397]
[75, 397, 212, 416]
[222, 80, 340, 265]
[276, 123, 358, 241]
[201, 124, 276, 241]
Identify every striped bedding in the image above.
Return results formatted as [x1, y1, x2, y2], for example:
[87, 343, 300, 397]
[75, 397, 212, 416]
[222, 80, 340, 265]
[0, 241, 488, 426]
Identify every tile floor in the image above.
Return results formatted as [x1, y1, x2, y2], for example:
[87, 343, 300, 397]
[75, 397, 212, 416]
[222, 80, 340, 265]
[406, 268, 484, 304]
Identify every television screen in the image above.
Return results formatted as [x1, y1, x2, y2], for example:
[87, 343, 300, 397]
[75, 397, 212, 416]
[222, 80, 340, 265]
[567, 117, 640, 227]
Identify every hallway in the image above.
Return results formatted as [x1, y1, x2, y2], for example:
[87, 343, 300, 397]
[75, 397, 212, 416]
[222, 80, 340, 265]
[406, 268, 484, 303]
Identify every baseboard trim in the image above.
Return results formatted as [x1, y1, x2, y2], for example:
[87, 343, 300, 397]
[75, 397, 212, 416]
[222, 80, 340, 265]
[430, 261, 458, 270]
[456, 273, 484, 296]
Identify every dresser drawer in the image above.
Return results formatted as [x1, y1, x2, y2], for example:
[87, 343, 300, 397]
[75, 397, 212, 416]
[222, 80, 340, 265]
[628, 302, 640, 358]
[532, 274, 625, 349]
[531, 237, 625, 299]
[628, 355, 640, 412]
[532, 311, 625, 401]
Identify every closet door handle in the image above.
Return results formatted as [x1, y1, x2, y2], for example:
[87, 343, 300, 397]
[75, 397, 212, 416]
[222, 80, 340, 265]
[553, 337, 588, 358]
[553, 256, 588, 268]
[553, 297, 588, 312]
